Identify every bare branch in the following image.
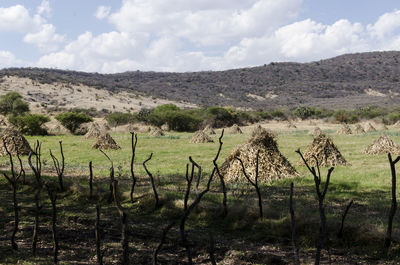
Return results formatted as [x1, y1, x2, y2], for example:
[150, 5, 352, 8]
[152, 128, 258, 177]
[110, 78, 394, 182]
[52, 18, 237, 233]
[143, 153, 160, 208]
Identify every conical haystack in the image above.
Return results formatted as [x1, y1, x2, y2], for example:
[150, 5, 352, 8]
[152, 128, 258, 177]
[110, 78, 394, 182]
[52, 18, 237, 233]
[381, 124, 388, 131]
[354, 124, 365, 134]
[190, 130, 214, 143]
[0, 126, 32, 156]
[308, 127, 323, 136]
[85, 123, 103, 138]
[394, 120, 400, 127]
[364, 135, 400, 155]
[220, 129, 298, 183]
[149, 127, 164, 136]
[203, 125, 216, 135]
[337, 124, 352, 135]
[286, 122, 297, 129]
[161, 123, 169, 131]
[251, 125, 276, 138]
[301, 133, 347, 166]
[365, 123, 376, 132]
[226, 124, 242, 134]
[92, 133, 121, 150]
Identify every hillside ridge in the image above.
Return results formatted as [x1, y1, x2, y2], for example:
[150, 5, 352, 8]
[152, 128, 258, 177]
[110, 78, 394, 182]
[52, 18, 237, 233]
[1, 51, 400, 110]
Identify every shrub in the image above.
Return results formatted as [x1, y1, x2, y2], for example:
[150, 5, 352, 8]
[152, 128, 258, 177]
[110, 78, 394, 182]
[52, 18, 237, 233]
[8, 114, 50, 135]
[293, 106, 318, 120]
[55, 112, 93, 134]
[205, 107, 236, 127]
[164, 111, 202, 132]
[384, 112, 400, 124]
[270, 109, 287, 120]
[0, 91, 29, 115]
[106, 112, 138, 127]
[334, 110, 359, 123]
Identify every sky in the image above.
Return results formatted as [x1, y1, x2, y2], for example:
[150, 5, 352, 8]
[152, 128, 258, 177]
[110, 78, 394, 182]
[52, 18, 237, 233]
[0, 0, 399, 73]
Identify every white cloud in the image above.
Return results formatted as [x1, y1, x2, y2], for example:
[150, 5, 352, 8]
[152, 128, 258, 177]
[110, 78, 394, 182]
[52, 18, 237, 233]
[95, 6, 111, 20]
[24, 24, 65, 52]
[0, 50, 23, 68]
[0, 5, 43, 32]
[37, 0, 51, 17]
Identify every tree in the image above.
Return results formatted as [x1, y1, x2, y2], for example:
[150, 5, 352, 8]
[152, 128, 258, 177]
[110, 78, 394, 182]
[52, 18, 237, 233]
[55, 112, 93, 134]
[0, 92, 29, 115]
[8, 114, 50, 135]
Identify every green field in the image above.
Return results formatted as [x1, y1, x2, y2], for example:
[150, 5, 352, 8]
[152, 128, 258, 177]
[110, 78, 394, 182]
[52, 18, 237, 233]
[1, 128, 400, 264]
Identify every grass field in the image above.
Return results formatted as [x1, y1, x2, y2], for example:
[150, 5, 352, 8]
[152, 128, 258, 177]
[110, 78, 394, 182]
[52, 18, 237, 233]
[1, 123, 400, 264]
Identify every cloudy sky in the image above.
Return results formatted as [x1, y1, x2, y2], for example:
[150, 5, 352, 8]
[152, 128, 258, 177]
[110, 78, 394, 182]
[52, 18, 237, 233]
[0, 0, 400, 73]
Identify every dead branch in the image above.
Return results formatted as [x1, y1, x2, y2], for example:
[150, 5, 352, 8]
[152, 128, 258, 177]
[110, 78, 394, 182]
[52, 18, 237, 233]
[143, 153, 160, 209]
[2, 138, 23, 250]
[89, 161, 93, 199]
[46, 184, 59, 264]
[95, 205, 103, 265]
[130, 132, 138, 204]
[290, 182, 300, 265]
[50, 141, 65, 191]
[184, 163, 195, 212]
[208, 233, 217, 265]
[99, 149, 115, 203]
[28, 140, 42, 256]
[152, 221, 175, 265]
[236, 149, 263, 218]
[112, 180, 129, 264]
[296, 149, 334, 265]
[212, 129, 227, 217]
[384, 153, 400, 253]
[337, 199, 354, 239]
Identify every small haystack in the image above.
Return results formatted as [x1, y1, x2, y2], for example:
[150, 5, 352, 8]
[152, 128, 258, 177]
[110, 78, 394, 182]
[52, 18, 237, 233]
[365, 123, 376, 132]
[220, 129, 298, 183]
[337, 124, 352, 135]
[0, 126, 32, 156]
[161, 123, 169, 131]
[308, 127, 323, 136]
[85, 123, 103, 139]
[203, 125, 216, 135]
[354, 124, 365, 134]
[364, 135, 400, 155]
[301, 133, 347, 167]
[381, 124, 388, 131]
[190, 130, 214, 143]
[226, 124, 243, 134]
[394, 120, 400, 127]
[286, 122, 297, 129]
[92, 133, 121, 150]
[149, 127, 164, 136]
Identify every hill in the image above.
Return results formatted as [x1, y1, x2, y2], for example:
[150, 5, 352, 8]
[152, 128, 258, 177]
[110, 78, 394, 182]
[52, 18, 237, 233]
[1, 51, 400, 110]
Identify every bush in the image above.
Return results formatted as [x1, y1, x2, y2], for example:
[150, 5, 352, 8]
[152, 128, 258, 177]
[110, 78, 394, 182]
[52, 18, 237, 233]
[106, 112, 138, 127]
[55, 112, 93, 134]
[270, 109, 287, 120]
[334, 110, 359, 123]
[0, 91, 29, 115]
[384, 112, 400, 124]
[164, 111, 202, 132]
[205, 107, 236, 127]
[8, 114, 50, 135]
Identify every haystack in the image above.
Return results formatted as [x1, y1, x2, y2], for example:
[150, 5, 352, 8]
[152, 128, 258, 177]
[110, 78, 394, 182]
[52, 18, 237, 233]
[365, 123, 376, 132]
[286, 122, 297, 129]
[0, 126, 32, 156]
[308, 127, 323, 136]
[354, 124, 365, 134]
[102, 123, 111, 131]
[364, 135, 400, 155]
[190, 130, 214, 143]
[149, 127, 164, 136]
[203, 125, 216, 135]
[85, 123, 103, 139]
[226, 124, 242, 134]
[381, 124, 388, 131]
[301, 133, 347, 167]
[337, 124, 352, 135]
[92, 133, 121, 150]
[394, 120, 400, 127]
[161, 123, 169, 131]
[220, 129, 298, 183]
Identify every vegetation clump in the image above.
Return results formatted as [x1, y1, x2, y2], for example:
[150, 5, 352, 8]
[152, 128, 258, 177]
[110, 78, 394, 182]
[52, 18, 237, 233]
[220, 128, 298, 183]
[226, 124, 242, 134]
[336, 124, 352, 135]
[55, 112, 93, 134]
[0, 126, 32, 155]
[301, 133, 347, 167]
[354, 124, 365, 134]
[92, 133, 121, 150]
[364, 135, 400, 155]
[189, 131, 214, 143]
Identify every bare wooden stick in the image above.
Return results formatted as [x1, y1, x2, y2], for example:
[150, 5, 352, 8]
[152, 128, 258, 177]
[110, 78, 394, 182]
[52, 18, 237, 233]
[28, 140, 42, 256]
[50, 141, 65, 191]
[290, 182, 300, 265]
[296, 149, 334, 265]
[89, 161, 93, 199]
[112, 180, 129, 264]
[337, 199, 354, 239]
[184, 163, 194, 211]
[212, 129, 227, 217]
[46, 184, 59, 264]
[2, 138, 23, 250]
[236, 150, 263, 218]
[384, 153, 400, 253]
[99, 149, 115, 203]
[208, 233, 217, 265]
[130, 132, 138, 204]
[95, 205, 103, 265]
[152, 221, 175, 265]
[143, 153, 160, 209]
